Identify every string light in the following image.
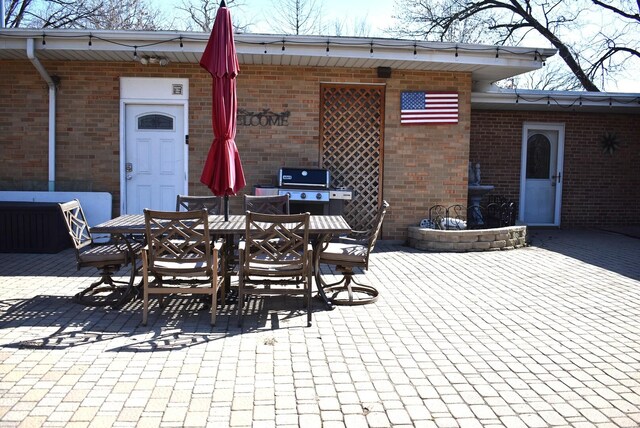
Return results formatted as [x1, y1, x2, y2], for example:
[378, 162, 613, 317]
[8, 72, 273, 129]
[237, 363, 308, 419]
[326, 41, 330, 53]
[512, 93, 640, 108]
[2, 30, 565, 63]
[281, 39, 285, 51]
[88, 35, 92, 47]
[133, 46, 137, 59]
[534, 50, 538, 61]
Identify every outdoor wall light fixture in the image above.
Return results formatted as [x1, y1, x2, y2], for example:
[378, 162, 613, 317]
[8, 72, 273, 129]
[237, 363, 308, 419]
[377, 66, 392, 78]
[139, 55, 170, 66]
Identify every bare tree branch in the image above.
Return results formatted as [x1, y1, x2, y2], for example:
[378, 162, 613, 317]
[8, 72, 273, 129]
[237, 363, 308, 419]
[4, 0, 164, 29]
[391, 0, 639, 91]
[174, 0, 250, 32]
[591, 0, 640, 21]
[269, 0, 323, 35]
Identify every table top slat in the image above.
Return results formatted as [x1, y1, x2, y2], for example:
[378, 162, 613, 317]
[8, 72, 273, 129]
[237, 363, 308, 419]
[91, 214, 351, 236]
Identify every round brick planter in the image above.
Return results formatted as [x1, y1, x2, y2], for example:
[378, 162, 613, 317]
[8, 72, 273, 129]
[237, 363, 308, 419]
[407, 225, 527, 252]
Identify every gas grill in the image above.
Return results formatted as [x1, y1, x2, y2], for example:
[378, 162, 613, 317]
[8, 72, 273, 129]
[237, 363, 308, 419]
[256, 167, 353, 215]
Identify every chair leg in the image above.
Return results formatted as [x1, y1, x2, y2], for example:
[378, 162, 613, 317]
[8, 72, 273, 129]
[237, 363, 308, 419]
[211, 275, 217, 326]
[142, 255, 149, 326]
[320, 267, 379, 306]
[237, 277, 244, 327]
[306, 272, 312, 327]
[73, 264, 136, 309]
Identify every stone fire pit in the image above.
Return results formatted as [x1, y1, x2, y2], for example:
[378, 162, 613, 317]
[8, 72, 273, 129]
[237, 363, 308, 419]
[407, 225, 527, 252]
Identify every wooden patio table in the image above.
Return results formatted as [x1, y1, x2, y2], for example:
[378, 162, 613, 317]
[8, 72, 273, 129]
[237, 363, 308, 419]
[91, 213, 351, 308]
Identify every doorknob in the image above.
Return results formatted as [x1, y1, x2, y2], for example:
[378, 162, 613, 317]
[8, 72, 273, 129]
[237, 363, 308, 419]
[125, 162, 133, 180]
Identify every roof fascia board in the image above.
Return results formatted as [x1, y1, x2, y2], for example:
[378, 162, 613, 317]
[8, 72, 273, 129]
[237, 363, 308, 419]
[0, 28, 555, 68]
[472, 90, 640, 112]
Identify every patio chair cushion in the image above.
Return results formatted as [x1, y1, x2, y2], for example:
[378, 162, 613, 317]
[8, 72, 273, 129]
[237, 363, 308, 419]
[151, 258, 212, 273]
[77, 243, 135, 265]
[319, 242, 368, 265]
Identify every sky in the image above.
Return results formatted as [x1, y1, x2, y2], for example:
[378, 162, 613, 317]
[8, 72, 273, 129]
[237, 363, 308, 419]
[160, 0, 638, 93]
[228, 0, 395, 36]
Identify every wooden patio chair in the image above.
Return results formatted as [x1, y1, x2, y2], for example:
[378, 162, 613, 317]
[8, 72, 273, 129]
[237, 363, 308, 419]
[237, 212, 313, 327]
[315, 200, 389, 305]
[142, 209, 224, 326]
[176, 195, 222, 215]
[58, 199, 142, 308]
[177, 193, 228, 275]
[243, 194, 290, 214]
[232, 194, 290, 271]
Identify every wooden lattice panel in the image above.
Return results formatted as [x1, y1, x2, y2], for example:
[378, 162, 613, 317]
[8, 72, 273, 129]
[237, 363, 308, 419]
[320, 84, 385, 231]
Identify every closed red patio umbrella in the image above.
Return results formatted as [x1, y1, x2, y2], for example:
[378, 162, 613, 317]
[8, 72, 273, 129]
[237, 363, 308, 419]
[200, 0, 246, 220]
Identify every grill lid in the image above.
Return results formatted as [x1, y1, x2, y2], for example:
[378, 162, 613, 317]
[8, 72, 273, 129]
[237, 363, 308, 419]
[278, 167, 330, 188]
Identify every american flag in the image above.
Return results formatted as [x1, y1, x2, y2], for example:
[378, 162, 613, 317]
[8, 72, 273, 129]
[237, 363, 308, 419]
[400, 91, 459, 125]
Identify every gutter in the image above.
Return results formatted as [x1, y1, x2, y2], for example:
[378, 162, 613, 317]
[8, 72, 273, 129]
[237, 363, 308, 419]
[26, 38, 56, 191]
[471, 88, 640, 113]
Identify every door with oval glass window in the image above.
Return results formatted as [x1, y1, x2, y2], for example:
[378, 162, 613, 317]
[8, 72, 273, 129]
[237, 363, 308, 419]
[125, 105, 185, 213]
[519, 123, 564, 226]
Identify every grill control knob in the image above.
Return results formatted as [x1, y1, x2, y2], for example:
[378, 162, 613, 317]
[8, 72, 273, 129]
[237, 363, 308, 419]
[300, 192, 307, 199]
[316, 193, 323, 200]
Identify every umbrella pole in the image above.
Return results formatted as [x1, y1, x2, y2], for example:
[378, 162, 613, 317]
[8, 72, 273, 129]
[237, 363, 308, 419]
[224, 194, 229, 221]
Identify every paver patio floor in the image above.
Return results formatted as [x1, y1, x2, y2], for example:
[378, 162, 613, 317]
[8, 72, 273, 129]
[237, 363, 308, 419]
[0, 229, 639, 427]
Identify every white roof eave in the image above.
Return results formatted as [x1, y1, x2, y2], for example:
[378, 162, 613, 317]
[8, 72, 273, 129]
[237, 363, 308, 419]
[472, 89, 640, 113]
[0, 28, 556, 83]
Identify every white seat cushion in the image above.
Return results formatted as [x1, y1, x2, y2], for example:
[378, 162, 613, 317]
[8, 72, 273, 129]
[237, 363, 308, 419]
[319, 242, 367, 265]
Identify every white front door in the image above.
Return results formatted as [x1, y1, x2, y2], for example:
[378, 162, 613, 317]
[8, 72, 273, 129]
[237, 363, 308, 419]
[124, 104, 185, 214]
[519, 123, 564, 226]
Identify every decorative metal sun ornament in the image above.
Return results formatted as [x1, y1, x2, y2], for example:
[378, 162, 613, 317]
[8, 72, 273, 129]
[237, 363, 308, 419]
[600, 131, 621, 155]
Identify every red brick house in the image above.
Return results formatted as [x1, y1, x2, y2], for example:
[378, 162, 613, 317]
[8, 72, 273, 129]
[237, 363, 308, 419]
[1, 29, 638, 241]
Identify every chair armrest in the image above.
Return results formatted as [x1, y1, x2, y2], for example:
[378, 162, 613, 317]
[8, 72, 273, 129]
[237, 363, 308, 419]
[338, 232, 368, 245]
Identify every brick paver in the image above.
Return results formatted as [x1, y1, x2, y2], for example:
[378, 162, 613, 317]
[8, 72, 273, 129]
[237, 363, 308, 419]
[1, 229, 639, 427]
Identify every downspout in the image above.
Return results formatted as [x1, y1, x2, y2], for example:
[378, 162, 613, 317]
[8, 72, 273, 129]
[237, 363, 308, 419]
[26, 38, 57, 191]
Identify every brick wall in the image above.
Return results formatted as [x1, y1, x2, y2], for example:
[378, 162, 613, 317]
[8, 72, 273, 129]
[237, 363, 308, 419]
[470, 110, 640, 227]
[0, 59, 473, 241]
[0, 62, 49, 186]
